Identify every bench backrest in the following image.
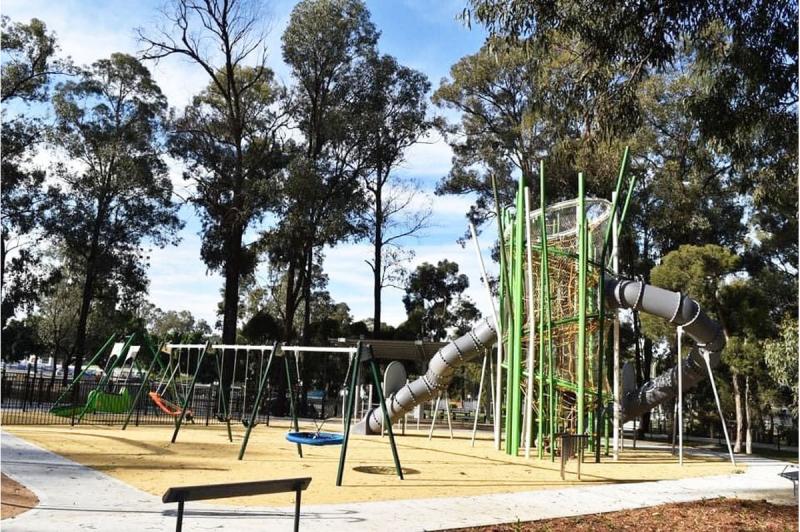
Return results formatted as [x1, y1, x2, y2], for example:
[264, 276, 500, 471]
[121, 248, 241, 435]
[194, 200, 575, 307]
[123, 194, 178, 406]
[162, 477, 312, 504]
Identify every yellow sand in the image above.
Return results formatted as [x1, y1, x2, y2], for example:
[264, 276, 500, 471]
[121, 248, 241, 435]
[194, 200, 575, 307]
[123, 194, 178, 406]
[4, 422, 741, 507]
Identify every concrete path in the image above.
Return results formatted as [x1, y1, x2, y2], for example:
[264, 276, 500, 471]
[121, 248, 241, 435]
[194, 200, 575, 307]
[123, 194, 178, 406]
[2, 431, 796, 531]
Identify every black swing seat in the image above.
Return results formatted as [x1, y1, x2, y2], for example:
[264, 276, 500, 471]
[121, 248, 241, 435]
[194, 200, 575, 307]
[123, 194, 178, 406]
[241, 419, 258, 428]
[286, 431, 344, 446]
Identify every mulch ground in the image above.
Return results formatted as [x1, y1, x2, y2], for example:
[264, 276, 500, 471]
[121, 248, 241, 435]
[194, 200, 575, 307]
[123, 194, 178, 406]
[448, 498, 798, 531]
[1, 473, 39, 520]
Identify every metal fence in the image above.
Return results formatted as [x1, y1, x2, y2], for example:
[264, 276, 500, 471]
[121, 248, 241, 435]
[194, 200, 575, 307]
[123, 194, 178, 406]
[1, 370, 339, 427]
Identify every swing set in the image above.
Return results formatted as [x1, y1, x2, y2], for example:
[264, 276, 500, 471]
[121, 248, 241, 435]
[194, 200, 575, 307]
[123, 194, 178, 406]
[163, 342, 291, 461]
[135, 337, 404, 486]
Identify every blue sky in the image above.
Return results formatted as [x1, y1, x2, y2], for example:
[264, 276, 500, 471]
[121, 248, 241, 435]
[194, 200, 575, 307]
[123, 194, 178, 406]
[3, 0, 499, 328]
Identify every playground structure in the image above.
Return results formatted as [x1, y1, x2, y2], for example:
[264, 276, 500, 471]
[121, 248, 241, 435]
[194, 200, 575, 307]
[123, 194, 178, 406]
[35, 149, 737, 483]
[355, 148, 733, 464]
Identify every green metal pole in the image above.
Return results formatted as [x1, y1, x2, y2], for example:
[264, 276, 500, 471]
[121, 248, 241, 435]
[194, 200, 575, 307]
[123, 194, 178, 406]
[171, 341, 211, 444]
[215, 351, 233, 442]
[122, 336, 163, 430]
[537, 250, 545, 459]
[509, 177, 526, 455]
[577, 173, 587, 439]
[238, 343, 278, 460]
[285, 353, 303, 458]
[618, 173, 637, 230]
[336, 347, 361, 486]
[368, 353, 403, 480]
[537, 163, 556, 460]
[52, 333, 117, 410]
[503, 208, 514, 453]
[595, 148, 631, 462]
[537, 160, 552, 459]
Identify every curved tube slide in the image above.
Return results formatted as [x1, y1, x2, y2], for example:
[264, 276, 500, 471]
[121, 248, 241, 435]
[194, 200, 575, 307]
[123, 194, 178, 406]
[355, 278, 725, 434]
[604, 278, 726, 422]
[354, 318, 497, 434]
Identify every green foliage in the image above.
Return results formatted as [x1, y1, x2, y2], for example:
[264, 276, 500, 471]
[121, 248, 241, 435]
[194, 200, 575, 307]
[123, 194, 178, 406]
[45, 53, 182, 364]
[1, 16, 69, 324]
[402, 260, 480, 340]
[0, 319, 42, 362]
[146, 308, 211, 343]
[169, 66, 287, 274]
[650, 244, 740, 307]
[464, 0, 797, 268]
[1, 16, 64, 103]
[139, 0, 284, 345]
[355, 52, 432, 335]
[764, 316, 799, 413]
[642, 244, 739, 364]
[262, 0, 380, 340]
[432, 40, 563, 228]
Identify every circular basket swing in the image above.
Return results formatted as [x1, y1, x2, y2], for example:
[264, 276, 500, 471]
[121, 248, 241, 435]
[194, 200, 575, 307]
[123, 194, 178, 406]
[284, 345, 356, 447]
[285, 431, 343, 446]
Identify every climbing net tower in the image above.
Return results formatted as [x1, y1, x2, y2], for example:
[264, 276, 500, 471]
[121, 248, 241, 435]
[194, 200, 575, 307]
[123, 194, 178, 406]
[499, 151, 634, 459]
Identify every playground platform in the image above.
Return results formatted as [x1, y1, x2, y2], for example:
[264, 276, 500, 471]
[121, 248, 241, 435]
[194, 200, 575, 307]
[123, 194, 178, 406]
[2, 427, 796, 531]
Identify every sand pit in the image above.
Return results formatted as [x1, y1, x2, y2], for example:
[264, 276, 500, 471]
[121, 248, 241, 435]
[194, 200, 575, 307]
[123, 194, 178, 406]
[5, 422, 740, 507]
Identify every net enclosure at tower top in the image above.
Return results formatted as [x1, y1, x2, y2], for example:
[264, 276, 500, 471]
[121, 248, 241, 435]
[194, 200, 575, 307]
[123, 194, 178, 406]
[506, 197, 613, 257]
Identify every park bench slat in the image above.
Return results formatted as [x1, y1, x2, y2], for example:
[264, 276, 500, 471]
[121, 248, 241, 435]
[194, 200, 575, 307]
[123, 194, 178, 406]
[162, 477, 311, 503]
[162, 477, 312, 532]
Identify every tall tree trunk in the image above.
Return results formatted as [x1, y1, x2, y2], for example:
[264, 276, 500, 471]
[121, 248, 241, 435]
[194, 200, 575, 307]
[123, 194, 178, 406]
[372, 170, 383, 339]
[72, 203, 105, 387]
[744, 375, 752, 454]
[301, 246, 313, 344]
[1, 234, 6, 329]
[732, 371, 743, 453]
[221, 225, 243, 391]
[283, 259, 298, 342]
[638, 336, 654, 438]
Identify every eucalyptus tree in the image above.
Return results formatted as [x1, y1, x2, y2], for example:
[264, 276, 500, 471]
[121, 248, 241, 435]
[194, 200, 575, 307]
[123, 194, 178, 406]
[139, 0, 288, 355]
[354, 53, 432, 338]
[433, 41, 562, 229]
[266, 0, 378, 341]
[1, 17, 69, 324]
[402, 260, 479, 341]
[465, 0, 797, 266]
[46, 53, 182, 378]
[765, 316, 799, 417]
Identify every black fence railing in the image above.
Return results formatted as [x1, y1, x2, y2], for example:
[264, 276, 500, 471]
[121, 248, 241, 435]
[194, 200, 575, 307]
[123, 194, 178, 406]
[1, 370, 340, 427]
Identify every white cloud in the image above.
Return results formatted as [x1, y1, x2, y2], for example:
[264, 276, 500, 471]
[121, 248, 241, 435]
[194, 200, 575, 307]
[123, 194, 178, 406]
[397, 132, 453, 181]
[147, 231, 223, 326]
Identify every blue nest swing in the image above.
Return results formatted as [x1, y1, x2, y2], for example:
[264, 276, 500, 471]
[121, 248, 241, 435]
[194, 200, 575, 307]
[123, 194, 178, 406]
[286, 431, 344, 446]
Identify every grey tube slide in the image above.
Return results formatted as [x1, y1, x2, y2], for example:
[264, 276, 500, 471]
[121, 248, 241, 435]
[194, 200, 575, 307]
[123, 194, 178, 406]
[355, 278, 725, 434]
[604, 278, 726, 422]
[353, 318, 497, 434]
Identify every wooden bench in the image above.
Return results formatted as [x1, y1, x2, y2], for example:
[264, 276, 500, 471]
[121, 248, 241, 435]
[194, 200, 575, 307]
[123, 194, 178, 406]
[162, 477, 312, 532]
[559, 433, 589, 480]
[779, 465, 798, 496]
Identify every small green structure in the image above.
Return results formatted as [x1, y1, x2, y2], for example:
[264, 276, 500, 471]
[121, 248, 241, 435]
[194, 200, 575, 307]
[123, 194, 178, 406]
[498, 149, 635, 458]
[50, 333, 146, 422]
